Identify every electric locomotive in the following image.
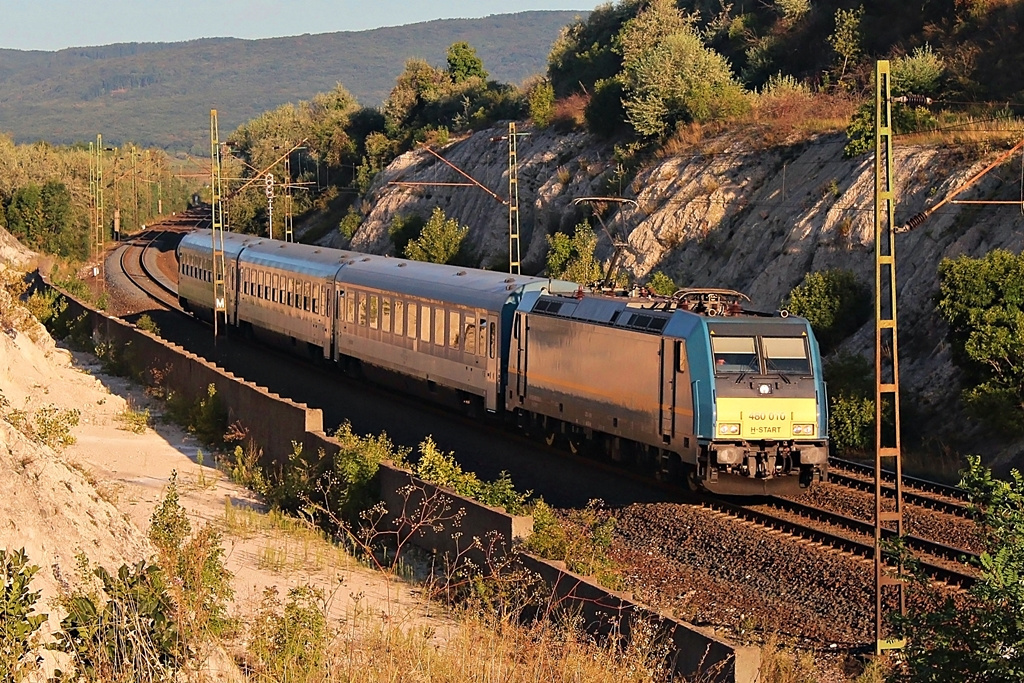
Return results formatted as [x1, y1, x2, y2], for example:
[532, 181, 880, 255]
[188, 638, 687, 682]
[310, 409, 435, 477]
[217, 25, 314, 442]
[508, 288, 828, 494]
[176, 230, 828, 495]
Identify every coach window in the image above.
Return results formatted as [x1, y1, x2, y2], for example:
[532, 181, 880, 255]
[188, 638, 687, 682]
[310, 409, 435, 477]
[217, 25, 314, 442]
[464, 317, 476, 354]
[355, 292, 366, 326]
[369, 295, 379, 329]
[434, 307, 445, 347]
[272, 274, 279, 303]
[305, 282, 312, 311]
[407, 302, 417, 339]
[449, 311, 461, 349]
[394, 300, 404, 336]
[381, 298, 391, 333]
[420, 305, 431, 343]
[488, 321, 496, 359]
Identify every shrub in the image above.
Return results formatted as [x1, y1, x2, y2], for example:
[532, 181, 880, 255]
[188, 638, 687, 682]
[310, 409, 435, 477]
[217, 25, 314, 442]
[0, 548, 47, 682]
[246, 585, 327, 682]
[313, 422, 411, 526]
[647, 271, 678, 296]
[784, 269, 870, 352]
[403, 207, 469, 265]
[135, 314, 160, 335]
[523, 499, 621, 590]
[545, 221, 604, 285]
[149, 474, 234, 642]
[937, 250, 1024, 433]
[51, 560, 184, 681]
[338, 208, 362, 241]
[388, 213, 426, 256]
[527, 79, 556, 128]
[413, 437, 531, 515]
[893, 456, 1024, 680]
[891, 43, 944, 96]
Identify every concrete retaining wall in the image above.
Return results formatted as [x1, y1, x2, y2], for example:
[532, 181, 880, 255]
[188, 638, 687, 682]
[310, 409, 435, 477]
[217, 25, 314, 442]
[43, 278, 758, 683]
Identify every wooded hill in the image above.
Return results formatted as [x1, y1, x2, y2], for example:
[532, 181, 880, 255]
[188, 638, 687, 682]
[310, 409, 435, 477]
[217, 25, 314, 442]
[0, 11, 583, 153]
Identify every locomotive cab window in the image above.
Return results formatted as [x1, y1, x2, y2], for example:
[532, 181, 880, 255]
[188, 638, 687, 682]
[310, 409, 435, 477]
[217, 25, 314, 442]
[711, 336, 759, 373]
[763, 337, 812, 375]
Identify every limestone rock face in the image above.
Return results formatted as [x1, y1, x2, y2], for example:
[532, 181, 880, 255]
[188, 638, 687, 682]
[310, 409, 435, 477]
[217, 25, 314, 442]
[322, 125, 1024, 469]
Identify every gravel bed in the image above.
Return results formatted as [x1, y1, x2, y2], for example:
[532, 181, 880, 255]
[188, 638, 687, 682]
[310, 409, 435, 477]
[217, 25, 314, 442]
[603, 501, 970, 649]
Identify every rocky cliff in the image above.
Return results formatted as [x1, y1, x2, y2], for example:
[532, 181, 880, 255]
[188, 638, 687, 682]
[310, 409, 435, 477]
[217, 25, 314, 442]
[326, 125, 1024, 470]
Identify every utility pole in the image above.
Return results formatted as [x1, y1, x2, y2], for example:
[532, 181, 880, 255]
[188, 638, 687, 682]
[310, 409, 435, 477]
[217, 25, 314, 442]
[284, 154, 294, 242]
[210, 110, 228, 337]
[507, 122, 521, 275]
[873, 59, 907, 655]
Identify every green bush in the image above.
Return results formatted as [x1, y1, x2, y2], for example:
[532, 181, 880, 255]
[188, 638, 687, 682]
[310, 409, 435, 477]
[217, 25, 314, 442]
[166, 384, 229, 447]
[312, 423, 410, 526]
[403, 207, 469, 265]
[893, 456, 1024, 680]
[647, 271, 678, 296]
[828, 393, 874, 455]
[523, 499, 621, 590]
[134, 314, 160, 336]
[413, 437, 531, 515]
[937, 249, 1024, 433]
[388, 213, 426, 257]
[527, 79, 556, 128]
[784, 269, 870, 352]
[0, 548, 47, 682]
[545, 221, 604, 285]
[51, 560, 184, 681]
[149, 474, 234, 639]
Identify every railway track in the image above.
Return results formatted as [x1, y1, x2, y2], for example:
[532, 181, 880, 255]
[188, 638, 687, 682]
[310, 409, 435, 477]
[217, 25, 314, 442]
[114, 217, 205, 312]
[828, 457, 971, 517]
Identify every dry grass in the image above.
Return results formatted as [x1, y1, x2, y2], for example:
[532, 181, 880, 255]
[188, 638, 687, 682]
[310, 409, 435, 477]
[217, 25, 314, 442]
[302, 608, 677, 683]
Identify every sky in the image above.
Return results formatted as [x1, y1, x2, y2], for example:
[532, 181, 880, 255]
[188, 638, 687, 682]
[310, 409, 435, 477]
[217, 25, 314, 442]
[0, 1, 596, 51]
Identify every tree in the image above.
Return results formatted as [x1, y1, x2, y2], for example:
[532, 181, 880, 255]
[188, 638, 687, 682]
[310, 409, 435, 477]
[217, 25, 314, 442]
[829, 6, 864, 86]
[446, 42, 488, 83]
[937, 249, 1024, 432]
[527, 78, 556, 128]
[618, 0, 749, 137]
[891, 43, 944, 96]
[546, 221, 604, 285]
[892, 456, 1024, 681]
[784, 269, 870, 353]
[403, 207, 469, 265]
[647, 271, 677, 296]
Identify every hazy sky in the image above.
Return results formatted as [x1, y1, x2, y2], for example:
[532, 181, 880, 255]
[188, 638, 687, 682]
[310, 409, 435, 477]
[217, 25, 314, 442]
[0, 1, 596, 51]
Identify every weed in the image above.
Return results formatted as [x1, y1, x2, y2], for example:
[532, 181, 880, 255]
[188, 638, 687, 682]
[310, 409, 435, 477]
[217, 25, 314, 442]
[3, 400, 80, 451]
[114, 402, 150, 434]
[134, 314, 160, 336]
[524, 499, 622, 590]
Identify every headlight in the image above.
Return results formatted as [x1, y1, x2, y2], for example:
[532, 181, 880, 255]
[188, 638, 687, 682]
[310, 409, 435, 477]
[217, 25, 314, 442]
[792, 424, 815, 436]
[718, 423, 741, 435]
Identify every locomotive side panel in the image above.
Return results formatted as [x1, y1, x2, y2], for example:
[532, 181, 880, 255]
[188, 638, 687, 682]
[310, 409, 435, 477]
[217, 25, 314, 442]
[511, 312, 662, 445]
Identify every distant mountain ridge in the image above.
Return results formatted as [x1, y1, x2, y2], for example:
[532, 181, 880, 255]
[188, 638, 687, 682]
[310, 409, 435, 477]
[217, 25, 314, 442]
[0, 11, 584, 152]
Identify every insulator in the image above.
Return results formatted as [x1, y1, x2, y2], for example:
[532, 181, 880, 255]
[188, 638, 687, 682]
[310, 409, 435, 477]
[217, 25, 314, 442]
[902, 212, 928, 231]
[895, 95, 933, 107]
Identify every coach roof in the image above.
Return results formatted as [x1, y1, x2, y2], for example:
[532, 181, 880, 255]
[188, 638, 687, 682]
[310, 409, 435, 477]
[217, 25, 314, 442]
[335, 253, 577, 310]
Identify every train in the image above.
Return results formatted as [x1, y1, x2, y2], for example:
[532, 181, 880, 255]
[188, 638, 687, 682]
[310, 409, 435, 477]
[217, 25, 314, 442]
[176, 229, 829, 495]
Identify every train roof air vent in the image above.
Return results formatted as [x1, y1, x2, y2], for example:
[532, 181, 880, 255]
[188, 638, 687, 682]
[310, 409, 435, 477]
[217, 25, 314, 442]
[313, 249, 321, 253]
[397, 262, 407, 267]
[456, 270, 467, 276]
[504, 277, 516, 283]
[361, 257, 370, 262]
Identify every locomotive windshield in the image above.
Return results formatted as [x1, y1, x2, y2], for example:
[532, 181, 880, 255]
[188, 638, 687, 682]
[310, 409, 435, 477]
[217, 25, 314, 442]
[763, 337, 811, 375]
[712, 335, 812, 375]
[711, 336, 759, 373]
